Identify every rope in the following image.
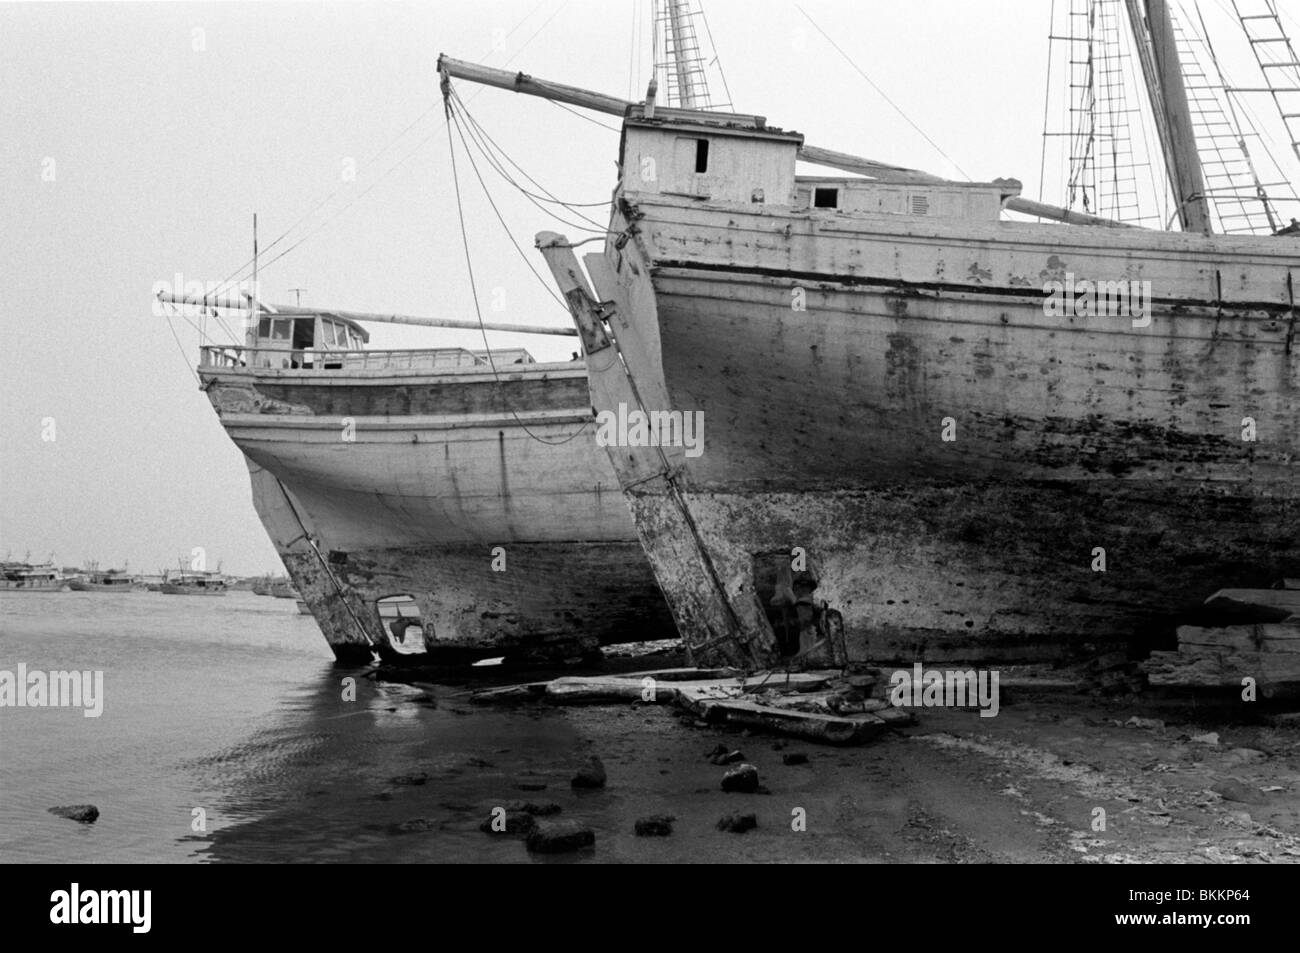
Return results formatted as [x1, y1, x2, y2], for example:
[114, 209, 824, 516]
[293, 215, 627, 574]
[443, 94, 592, 449]
[795, 3, 971, 181]
[451, 87, 610, 223]
[447, 104, 574, 313]
[161, 305, 201, 385]
[193, 0, 569, 308]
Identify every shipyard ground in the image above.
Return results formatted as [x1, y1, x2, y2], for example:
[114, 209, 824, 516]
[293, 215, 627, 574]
[476, 688, 1300, 863]
[200, 658, 1300, 863]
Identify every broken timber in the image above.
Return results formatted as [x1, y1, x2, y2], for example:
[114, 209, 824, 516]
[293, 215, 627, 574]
[1142, 622, 1300, 691]
[1203, 588, 1300, 621]
[469, 667, 913, 744]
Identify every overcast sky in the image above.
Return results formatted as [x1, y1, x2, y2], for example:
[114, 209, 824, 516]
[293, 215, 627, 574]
[2, 0, 1294, 575]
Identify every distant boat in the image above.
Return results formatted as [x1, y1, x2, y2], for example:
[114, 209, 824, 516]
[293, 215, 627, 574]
[295, 599, 312, 615]
[159, 569, 227, 596]
[0, 562, 67, 592]
[270, 580, 300, 599]
[68, 567, 142, 592]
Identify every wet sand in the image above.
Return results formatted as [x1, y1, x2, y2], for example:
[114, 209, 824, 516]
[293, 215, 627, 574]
[199, 669, 1300, 863]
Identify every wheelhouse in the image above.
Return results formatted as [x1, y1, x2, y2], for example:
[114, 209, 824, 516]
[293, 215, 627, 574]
[247, 311, 371, 369]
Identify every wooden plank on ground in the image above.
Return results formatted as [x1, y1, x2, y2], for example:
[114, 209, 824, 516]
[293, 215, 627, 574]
[1204, 589, 1300, 619]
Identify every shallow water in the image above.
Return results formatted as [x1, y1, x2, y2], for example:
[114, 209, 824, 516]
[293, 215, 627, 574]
[0, 589, 726, 864]
[0, 588, 981, 865]
[0, 590, 341, 862]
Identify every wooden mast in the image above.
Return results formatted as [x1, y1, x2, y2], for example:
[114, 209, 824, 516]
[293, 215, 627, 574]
[663, 0, 698, 108]
[437, 56, 631, 117]
[156, 292, 578, 337]
[1124, 0, 1212, 232]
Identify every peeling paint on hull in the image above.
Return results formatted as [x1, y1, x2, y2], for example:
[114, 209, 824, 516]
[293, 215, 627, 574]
[576, 193, 1300, 664]
[201, 363, 675, 662]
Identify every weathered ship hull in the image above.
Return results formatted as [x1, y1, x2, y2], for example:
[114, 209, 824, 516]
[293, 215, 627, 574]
[200, 359, 675, 663]
[572, 193, 1300, 664]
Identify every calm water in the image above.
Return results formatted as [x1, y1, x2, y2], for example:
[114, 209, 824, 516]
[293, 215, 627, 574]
[0, 590, 337, 862]
[0, 589, 696, 864]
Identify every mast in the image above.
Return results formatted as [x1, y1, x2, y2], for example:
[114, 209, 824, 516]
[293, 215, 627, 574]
[1125, 0, 1213, 232]
[156, 291, 578, 337]
[248, 214, 260, 346]
[437, 56, 630, 117]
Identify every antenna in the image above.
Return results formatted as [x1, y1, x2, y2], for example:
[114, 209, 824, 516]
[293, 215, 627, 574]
[288, 287, 307, 307]
[246, 214, 261, 346]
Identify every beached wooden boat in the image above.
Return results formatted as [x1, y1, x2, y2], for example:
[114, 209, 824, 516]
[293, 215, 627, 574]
[445, 0, 1300, 667]
[183, 303, 675, 664]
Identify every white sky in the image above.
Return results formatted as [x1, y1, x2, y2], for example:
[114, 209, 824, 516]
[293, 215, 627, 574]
[2, 0, 1296, 575]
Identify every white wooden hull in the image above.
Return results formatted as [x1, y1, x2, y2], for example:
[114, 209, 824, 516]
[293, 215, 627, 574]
[200, 362, 674, 663]
[576, 193, 1300, 664]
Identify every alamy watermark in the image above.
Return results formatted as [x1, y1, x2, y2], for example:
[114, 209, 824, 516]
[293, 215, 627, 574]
[50, 884, 150, 933]
[1043, 272, 1151, 328]
[889, 663, 1000, 718]
[151, 272, 261, 318]
[0, 664, 103, 717]
[594, 401, 704, 458]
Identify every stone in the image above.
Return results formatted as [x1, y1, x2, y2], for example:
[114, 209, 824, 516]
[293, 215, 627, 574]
[571, 756, 607, 789]
[48, 805, 98, 824]
[480, 809, 537, 835]
[505, 801, 562, 816]
[634, 814, 675, 837]
[710, 749, 745, 766]
[721, 763, 760, 793]
[526, 820, 596, 854]
[1211, 779, 1267, 806]
[782, 752, 809, 766]
[717, 812, 757, 833]
[1189, 732, 1220, 746]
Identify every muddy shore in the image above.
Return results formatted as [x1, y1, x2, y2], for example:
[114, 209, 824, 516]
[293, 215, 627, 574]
[196, 659, 1300, 863]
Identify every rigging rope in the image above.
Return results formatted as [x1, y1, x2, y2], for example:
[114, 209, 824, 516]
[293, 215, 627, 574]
[794, 3, 972, 181]
[442, 90, 592, 449]
[447, 103, 576, 313]
[450, 86, 610, 224]
[193, 0, 570, 323]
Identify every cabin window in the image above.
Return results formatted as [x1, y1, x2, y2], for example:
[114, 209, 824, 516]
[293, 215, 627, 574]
[694, 138, 709, 173]
[376, 594, 426, 655]
[271, 319, 292, 341]
[258, 317, 271, 338]
[814, 188, 839, 209]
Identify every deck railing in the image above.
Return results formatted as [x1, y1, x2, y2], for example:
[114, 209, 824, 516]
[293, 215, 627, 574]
[198, 346, 533, 372]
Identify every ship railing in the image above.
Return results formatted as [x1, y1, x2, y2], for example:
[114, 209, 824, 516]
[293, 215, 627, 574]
[199, 346, 495, 372]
